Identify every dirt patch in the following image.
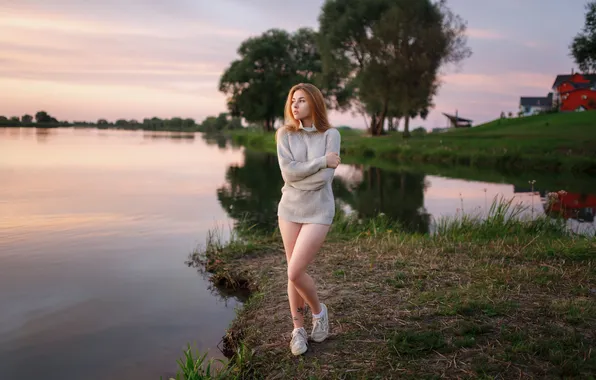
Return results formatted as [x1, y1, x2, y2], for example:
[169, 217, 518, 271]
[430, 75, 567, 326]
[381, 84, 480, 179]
[194, 233, 596, 379]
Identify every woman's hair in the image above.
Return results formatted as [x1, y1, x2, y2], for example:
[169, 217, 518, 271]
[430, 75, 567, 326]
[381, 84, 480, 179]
[276, 83, 332, 141]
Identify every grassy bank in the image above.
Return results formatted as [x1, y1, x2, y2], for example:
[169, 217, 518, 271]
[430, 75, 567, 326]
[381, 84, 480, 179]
[175, 202, 595, 379]
[227, 112, 596, 174]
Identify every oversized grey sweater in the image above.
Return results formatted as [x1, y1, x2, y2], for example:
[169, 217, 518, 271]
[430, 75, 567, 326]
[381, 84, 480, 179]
[276, 125, 341, 225]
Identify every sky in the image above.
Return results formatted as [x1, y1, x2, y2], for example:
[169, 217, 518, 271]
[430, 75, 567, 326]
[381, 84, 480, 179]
[0, 0, 590, 130]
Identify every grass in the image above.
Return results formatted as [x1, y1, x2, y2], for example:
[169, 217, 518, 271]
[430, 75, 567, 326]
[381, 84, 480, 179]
[434, 194, 570, 241]
[225, 111, 596, 174]
[163, 342, 256, 380]
[177, 197, 596, 379]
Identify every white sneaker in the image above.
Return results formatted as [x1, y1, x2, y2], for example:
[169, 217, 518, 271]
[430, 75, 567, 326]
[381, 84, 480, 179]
[290, 327, 308, 356]
[311, 303, 329, 342]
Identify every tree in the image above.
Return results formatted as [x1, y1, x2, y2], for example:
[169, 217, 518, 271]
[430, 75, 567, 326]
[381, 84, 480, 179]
[570, 1, 596, 73]
[0, 116, 20, 126]
[21, 114, 33, 124]
[182, 118, 195, 130]
[35, 111, 54, 123]
[319, 0, 471, 137]
[219, 28, 323, 132]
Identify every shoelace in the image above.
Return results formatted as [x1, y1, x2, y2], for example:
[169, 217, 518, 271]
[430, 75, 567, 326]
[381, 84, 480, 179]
[313, 316, 327, 331]
[292, 329, 306, 342]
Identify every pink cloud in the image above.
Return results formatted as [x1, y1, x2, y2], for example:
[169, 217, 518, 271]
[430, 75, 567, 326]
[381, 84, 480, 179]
[0, 8, 250, 39]
[0, 77, 227, 122]
[442, 72, 554, 95]
[467, 28, 506, 40]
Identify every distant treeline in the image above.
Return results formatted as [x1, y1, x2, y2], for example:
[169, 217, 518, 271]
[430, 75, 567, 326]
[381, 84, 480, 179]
[0, 111, 243, 133]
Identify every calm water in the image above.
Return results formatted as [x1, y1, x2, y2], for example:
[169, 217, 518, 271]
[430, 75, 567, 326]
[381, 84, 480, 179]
[1, 127, 594, 379]
[0, 128, 245, 380]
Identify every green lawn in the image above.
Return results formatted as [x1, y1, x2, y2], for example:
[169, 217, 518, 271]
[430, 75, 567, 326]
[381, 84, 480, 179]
[226, 111, 596, 174]
[452, 111, 596, 139]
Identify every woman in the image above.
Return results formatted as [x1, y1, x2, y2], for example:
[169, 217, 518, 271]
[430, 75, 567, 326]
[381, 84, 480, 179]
[275, 83, 341, 356]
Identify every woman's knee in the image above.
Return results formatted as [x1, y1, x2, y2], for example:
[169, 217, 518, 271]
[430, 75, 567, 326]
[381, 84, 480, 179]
[287, 267, 303, 283]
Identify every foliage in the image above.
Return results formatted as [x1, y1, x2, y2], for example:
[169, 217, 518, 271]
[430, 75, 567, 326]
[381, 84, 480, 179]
[219, 28, 322, 132]
[570, 1, 596, 73]
[198, 113, 242, 133]
[435, 194, 568, 241]
[35, 111, 58, 123]
[318, 0, 471, 137]
[21, 114, 33, 124]
[0, 116, 21, 126]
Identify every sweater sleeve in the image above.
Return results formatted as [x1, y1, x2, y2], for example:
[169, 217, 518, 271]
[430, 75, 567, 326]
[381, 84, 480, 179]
[277, 129, 327, 182]
[287, 128, 341, 191]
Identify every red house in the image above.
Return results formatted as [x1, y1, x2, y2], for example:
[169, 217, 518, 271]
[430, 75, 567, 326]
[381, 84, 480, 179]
[544, 191, 596, 223]
[552, 72, 596, 112]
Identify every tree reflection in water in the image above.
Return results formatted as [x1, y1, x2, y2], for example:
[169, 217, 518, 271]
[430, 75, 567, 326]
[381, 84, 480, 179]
[217, 151, 431, 235]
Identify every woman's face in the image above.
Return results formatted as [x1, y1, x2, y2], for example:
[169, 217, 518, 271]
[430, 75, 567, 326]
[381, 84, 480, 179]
[291, 89, 311, 121]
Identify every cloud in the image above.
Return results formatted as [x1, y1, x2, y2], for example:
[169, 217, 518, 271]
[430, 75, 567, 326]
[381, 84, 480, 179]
[467, 28, 506, 40]
[0, 76, 227, 122]
[443, 72, 554, 95]
[0, 9, 243, 96]
[0, 12, 250, 39]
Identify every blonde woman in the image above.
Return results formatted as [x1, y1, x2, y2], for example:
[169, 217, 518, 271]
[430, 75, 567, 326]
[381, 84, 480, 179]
[275, 83, 341, 356]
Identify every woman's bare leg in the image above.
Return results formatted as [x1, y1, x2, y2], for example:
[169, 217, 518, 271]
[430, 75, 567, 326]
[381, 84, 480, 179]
[278, 217, 306, 329]
[287, 223, 331, 315]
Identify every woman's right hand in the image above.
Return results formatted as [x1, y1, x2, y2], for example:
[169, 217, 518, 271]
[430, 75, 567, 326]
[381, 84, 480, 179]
[325, 152, 341, 168]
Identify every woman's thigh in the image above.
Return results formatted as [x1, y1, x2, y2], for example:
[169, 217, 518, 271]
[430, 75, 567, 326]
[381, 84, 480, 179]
[288, 223, 330, 277]
[278, 217, 303, 263]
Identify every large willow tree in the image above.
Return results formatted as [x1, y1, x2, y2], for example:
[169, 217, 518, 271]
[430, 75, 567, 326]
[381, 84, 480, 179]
[318, 0, 471, 137]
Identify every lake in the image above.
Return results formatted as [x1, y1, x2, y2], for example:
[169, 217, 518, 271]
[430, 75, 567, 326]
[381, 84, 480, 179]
[1, 127, 594, 379]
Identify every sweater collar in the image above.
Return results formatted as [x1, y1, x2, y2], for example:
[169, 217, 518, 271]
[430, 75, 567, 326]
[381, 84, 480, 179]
[299, 120, 317, 132]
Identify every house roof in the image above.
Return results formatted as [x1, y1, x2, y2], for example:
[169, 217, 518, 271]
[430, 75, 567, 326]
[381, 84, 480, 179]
[558, 82, 596, 94]
[520, 93, 552, 107]
[552, 74, 596, 89]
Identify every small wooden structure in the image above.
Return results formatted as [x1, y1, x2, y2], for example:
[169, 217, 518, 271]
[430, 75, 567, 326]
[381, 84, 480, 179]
[442, 111, 472, 128]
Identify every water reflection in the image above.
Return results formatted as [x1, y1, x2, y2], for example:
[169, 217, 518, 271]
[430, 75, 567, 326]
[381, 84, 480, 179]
[216, 151, 431, 234]
[543, 191, 596, 223]
[36, 128, 54, 143]
[0, 127, 55, 143]
[0, 127, 246, 380]
[337, 166, 431, 234]
[217, 150, 596, 235]
[142, 131, 196, 141]
[200, 131, 244, 151]
[202, 133, 230, 150]
[217, 151, 284, 234]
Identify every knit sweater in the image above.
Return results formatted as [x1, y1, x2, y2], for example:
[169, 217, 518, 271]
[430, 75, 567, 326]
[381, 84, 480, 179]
[276, 125, 341, 225]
